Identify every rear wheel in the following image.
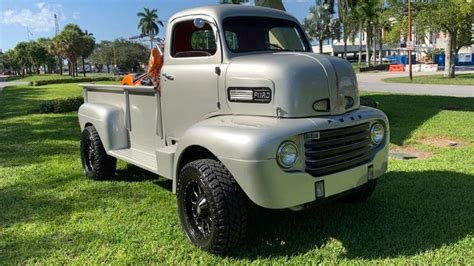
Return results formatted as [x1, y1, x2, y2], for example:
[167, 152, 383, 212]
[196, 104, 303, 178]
[177, 159, 247, 254]
[80, 126, 116, 180]
[342, 180, 377, 203]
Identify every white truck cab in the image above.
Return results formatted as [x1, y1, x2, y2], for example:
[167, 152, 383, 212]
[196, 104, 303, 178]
[78, 5, 389, 253]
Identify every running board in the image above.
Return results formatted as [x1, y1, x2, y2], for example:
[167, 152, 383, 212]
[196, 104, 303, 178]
[109, 148, 158, 174]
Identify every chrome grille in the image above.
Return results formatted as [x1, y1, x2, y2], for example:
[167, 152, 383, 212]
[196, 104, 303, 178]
[305, 123, 371, 177]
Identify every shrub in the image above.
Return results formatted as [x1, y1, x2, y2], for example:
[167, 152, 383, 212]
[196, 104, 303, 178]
[39, 96, 84, 113]
[39, 101, 55, 113]
[360, 96, 378, 108]
[34, 77, 120, 86]
[4, 76, 24, 81]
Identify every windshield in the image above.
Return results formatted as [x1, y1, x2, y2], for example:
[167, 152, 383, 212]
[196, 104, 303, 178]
[223, 16, 311, 53]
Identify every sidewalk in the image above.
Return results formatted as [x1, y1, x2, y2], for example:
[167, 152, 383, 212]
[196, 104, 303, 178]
[357, 71, 474, 98]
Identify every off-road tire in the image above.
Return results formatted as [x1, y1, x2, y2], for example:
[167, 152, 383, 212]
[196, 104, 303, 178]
[342, 180, 377, 203]
[177, 159, 248, 254]
[80, 126, 116, 180]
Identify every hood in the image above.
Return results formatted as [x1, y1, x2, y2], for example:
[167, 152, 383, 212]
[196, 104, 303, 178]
[224, 52, 360, 118]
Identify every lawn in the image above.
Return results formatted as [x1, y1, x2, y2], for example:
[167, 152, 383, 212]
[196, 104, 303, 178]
[383, 73, 474, 86]
[0, 82, 473, 264]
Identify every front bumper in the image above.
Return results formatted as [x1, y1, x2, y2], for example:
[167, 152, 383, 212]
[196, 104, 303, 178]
[220, 138, 388, 209]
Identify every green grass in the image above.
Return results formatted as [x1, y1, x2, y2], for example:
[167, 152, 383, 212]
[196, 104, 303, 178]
[0, 83, 473, 264]
[14, 73, 114, 82]
[384, 73, 474, 86]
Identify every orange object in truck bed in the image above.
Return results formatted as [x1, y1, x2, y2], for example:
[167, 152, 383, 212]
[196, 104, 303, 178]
[121, 45, 164, 87]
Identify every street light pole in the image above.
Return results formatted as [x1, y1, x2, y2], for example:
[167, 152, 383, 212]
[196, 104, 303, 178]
[408, 0, 413, 81]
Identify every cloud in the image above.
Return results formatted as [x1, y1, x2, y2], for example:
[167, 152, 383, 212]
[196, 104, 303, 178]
[0, 3, 64, 32]
[72, 11, 80, 20]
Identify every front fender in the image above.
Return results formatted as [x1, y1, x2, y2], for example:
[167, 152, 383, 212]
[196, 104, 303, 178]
[78, 103, 128, 151]
[173, 107, 389, 201]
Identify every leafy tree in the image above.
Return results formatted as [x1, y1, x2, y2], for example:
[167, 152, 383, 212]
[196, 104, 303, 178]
[90, 39, 148, 72]
[89, 41, 113, 73]
[24, 41, 50, 74]
[2, 50, 21, 74]
[137, 8, 164, 48]
[112, 39, 149, 72]
[37, 38, 57, 74]
[302, 4, 341, 54]
[14, 42, 32, 75]
[417, 0, 473, 78]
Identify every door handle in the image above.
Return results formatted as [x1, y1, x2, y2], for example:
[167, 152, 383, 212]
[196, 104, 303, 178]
[162, 73, 174, 80]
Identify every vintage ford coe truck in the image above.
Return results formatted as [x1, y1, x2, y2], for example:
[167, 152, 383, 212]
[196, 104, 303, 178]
[78, 5, 389, 253]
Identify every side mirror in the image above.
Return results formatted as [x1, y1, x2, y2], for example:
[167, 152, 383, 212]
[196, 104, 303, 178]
[193, 18, 206, 29]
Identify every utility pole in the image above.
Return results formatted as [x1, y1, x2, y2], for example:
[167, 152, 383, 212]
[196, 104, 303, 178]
[407, 0, 413, 81]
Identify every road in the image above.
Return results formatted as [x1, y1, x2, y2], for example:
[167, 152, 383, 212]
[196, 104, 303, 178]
[0, 75, 28, 91]
[357, 71, 474, 97]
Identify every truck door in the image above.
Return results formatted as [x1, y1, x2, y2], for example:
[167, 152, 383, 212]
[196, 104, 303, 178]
[160, 17, 220, 141]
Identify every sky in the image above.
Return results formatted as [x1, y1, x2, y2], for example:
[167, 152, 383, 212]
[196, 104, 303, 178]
[0, 0, 315, 51]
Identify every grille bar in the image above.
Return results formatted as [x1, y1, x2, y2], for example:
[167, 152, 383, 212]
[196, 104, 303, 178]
[305, 138, 370, 158]
[305, 123, 371, 177]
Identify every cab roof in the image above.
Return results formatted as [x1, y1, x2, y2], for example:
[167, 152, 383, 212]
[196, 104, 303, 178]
[169, 4, 298, 24]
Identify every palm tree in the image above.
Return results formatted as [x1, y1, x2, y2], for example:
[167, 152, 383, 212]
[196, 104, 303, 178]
[137, 8, 164, 48]
[303, 4, 341, 54]
[355, 0, 382, 66]
[80, 30, 96, 77]
[338, 0, 359, 59]
[54, 24, 84, 77]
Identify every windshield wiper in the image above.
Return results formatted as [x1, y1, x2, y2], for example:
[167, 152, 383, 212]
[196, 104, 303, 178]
[263, 41, 284, 50]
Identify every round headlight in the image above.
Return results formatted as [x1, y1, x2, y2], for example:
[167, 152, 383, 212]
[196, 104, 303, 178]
[370, 122, 385, 145]
[277, 141, 299, 168]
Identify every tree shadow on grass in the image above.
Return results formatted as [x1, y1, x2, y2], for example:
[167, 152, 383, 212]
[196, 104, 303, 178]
[367, 94, 474, 145]
[229, 170, 474, 260]
[0, 86, 48, 119]
[0, 115, 80, 167]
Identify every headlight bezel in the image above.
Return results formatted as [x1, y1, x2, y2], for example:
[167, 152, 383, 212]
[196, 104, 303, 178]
[276, 141, 299, 169]
[370, 122, 386, 145]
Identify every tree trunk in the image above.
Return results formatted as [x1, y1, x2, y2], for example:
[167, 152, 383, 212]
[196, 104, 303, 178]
[445, 31, 456, 78]
[82, 57, 86, 77]
[358, 26, 363, 64]
[75, 60, 78, 77]
[373, 25, 377, 65]
[366, 28, 371, 66]
[319, 39, 323, 54]
[58, 57, 63, 75]
[379, 28, 383, 65]
[343, 36, 348, 59]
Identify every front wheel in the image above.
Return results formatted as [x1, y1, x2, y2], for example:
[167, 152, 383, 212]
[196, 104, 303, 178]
[177, 159, 248, 254]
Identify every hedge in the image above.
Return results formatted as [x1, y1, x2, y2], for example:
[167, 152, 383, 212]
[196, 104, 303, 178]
[39, 96, 84, 113]
[4, 76, 25, 81]
[34, 76, 120, 86]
